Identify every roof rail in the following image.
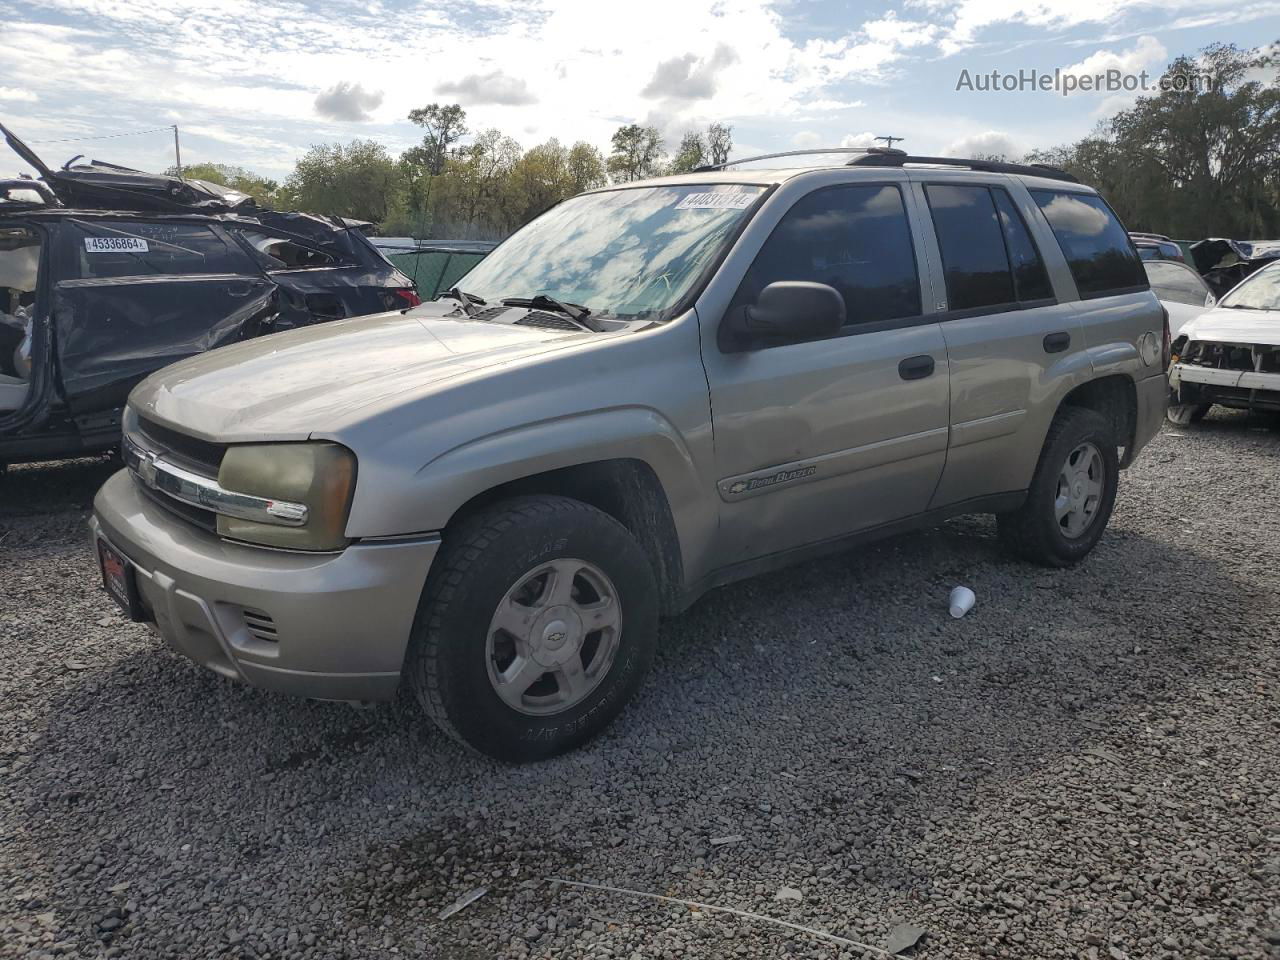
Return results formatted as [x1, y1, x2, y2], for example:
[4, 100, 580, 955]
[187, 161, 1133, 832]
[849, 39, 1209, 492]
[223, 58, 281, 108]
[692, 146, 897, 172]
[846, 149, 1079, 183]
[694, 146, 1078, 184]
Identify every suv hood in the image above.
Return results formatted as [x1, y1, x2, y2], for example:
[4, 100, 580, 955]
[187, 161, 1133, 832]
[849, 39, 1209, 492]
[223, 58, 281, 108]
[1180, 306, 1280, 346]
[131, 303, 593, 440]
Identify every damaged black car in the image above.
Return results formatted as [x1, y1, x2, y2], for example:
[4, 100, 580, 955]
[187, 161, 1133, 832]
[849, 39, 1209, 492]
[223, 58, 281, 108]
[0, 123, 417, 468]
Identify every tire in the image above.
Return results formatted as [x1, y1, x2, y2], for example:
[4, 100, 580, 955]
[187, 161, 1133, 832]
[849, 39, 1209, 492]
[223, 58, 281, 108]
[406, 495, 658, 762]
[997, 407, 1119, 568]
[1166, 402, 1211, 426]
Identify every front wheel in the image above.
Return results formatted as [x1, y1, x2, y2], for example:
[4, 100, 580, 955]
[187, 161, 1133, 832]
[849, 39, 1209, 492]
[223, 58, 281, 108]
[406, 495, 658, 762]
[998, 407, 1119, 567]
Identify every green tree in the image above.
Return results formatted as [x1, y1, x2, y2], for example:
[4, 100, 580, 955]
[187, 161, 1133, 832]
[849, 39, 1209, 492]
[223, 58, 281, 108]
[1027, 43, 1280, 237]
[566, 141, 607, 193]
[706, 122, 733, 166]
[607, 125, 665, 183]
[282, 140, 402, 223]
[405, 103, 468, 175]
[670, 132, 707, 173]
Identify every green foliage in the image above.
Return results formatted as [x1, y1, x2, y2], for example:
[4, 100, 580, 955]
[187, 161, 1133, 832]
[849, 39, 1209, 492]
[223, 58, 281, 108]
[281, 140, 402, 223]
[1027, 43, 1280, 238]
[197, 106, 728, 241]
[406, 103, 469, 175]
[670, 132, 707, 174]
[607, 125, 665, 182]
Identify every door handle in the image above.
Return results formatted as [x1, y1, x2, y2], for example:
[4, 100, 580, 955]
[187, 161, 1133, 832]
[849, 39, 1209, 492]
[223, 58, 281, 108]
[898, 355, 936, 380]
[1043, 331, 1071, 353]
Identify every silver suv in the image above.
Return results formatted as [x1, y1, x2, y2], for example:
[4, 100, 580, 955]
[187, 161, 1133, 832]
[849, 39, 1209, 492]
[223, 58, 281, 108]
[90, 149, 1168, 761]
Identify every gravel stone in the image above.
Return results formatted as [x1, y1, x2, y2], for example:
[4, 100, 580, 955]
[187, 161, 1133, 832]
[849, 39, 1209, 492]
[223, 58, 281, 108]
[2, 412, 1279, 958]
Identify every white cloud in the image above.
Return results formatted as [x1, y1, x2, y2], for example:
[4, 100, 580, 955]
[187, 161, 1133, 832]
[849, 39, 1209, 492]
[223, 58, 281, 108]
[0, 87, 37, 102]
[840, 131, 881, 147]
[792, 130, 823, 147]
[943, 129, 1024, 160]
[436, 70, 538, 106]
[314, 82, 384, 122]
[1063, 35, 1167, 81]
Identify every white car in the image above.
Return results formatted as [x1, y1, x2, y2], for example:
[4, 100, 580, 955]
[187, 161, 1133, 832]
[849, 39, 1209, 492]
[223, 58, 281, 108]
[1168, 261, 1280, 425]
[1144, 259, 1215, 337]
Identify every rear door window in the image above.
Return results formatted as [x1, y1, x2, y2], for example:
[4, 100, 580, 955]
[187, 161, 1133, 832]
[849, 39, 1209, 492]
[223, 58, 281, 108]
[1029, 190, 1147, 297]
[234, 229, 339, 270]
[924, 184, 1015, 311]
[732, 184, 921, 327]
[991, 188, 1053, 302]
[67, 220, 257, 280]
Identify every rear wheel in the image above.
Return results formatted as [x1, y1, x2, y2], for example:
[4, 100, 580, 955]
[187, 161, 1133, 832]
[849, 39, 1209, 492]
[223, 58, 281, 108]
[998, 407, 1119, 567]
[406, 495, 658, 762]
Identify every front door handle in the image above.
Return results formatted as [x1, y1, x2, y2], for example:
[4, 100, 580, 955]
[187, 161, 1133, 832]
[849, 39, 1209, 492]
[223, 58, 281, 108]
[1043, 331, 1071, 353]
[898, 355, 936, 380]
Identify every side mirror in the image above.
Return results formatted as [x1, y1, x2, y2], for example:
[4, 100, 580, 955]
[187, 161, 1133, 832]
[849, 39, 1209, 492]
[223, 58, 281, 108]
[720, 281, 845, 351]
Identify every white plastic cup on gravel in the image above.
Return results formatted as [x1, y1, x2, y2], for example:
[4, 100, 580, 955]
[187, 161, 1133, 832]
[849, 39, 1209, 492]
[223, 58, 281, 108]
[949, 586, 976, 619]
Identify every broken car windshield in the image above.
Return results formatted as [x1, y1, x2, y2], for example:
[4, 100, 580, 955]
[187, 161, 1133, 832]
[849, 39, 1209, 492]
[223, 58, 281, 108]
[451, 184, 767, 321]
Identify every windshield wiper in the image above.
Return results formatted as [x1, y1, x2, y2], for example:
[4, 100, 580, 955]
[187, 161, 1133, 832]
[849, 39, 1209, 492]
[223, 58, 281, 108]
[503, 294, 605, 332]
[441, 287, 486, 317]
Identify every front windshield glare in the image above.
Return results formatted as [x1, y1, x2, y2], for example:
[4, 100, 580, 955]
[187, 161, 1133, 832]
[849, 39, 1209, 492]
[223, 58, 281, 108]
[452, 184, 767, 320]
[1220, 264, 1280, 310]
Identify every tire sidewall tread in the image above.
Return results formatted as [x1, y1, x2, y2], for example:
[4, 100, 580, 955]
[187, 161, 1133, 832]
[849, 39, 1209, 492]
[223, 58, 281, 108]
[407, 495, 658, 762]
[999, 407, 1120, 568]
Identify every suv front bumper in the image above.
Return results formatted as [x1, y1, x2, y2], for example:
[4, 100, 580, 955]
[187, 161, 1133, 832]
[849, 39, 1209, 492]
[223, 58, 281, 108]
[90, 469, 439, 702]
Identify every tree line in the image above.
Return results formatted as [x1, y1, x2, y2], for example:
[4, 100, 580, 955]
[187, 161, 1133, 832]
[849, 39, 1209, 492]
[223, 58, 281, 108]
[185, 42, 1279, 243]
[1020, 43, 1280, 239]
[181, 112, 733, 241]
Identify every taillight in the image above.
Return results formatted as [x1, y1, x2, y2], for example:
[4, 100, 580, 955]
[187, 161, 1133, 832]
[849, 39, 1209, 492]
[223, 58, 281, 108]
[1160, 304, 1171, 369]
[395, 288, 422, 308]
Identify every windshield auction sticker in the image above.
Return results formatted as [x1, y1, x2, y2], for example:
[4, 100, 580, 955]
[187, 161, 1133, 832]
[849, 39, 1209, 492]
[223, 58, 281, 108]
[676, 192, 756, 210]
[85, 237, 149, 253]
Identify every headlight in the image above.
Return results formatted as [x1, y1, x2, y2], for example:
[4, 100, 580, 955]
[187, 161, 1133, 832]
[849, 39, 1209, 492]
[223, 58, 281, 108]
[216, 442, 357, 551]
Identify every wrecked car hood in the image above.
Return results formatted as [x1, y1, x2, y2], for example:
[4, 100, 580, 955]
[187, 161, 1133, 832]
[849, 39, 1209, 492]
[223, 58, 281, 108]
[131, 303, 594, 440]
[1180, 307, 1280, 346]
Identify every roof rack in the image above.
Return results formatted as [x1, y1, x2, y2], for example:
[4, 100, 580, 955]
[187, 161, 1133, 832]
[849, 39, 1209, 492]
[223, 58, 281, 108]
[695, 146, 1078, 184]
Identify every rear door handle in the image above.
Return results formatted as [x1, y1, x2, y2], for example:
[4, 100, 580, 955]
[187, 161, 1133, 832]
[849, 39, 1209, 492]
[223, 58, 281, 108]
[1043, 331, 1071, 353]
[898, 355, 936, 380]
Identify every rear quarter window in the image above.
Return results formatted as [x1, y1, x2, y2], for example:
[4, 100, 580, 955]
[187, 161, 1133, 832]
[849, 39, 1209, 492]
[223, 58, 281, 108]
[1030, 190, 1147, 298]
[67, 220, 257, 280]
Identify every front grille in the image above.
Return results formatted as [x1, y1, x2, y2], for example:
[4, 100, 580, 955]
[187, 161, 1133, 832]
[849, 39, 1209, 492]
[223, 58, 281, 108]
[516, 310, 580, 331]
[137, 483, 218, 533]
[242, 609, 278, 643]
[128, 417, 223, 531]
[135, 416, 226, 475]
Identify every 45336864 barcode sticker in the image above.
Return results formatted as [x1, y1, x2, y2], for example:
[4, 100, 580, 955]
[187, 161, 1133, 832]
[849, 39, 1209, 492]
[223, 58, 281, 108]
[84, 237, 149, 254]
[675, 192, 756, 211]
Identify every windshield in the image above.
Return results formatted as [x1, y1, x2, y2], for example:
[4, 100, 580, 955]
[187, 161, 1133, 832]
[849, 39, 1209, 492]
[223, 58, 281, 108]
[452, 183, 767, 320]
[1219, 263, 1280, 310]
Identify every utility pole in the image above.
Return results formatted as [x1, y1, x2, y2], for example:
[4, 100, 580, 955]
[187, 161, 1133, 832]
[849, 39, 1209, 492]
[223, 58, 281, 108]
[874, 135, 904, 150]
[172, 125, 183, 179]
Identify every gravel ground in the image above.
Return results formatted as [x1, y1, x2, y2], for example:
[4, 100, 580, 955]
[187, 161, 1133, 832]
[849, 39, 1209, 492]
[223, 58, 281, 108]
[2, 412, 1278, 960]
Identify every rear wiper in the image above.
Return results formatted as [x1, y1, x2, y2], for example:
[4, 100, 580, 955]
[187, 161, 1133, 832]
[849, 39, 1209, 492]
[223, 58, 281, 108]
[441, 287, 486, 317]
[503, 294, 605, 332]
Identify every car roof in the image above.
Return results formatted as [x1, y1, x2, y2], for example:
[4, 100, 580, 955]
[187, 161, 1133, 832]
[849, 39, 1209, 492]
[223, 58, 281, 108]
[600, 147, 1088, 193]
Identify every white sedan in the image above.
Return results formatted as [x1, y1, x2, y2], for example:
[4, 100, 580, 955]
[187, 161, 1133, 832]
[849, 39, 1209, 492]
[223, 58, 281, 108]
[1168, 261, 1280, 425]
